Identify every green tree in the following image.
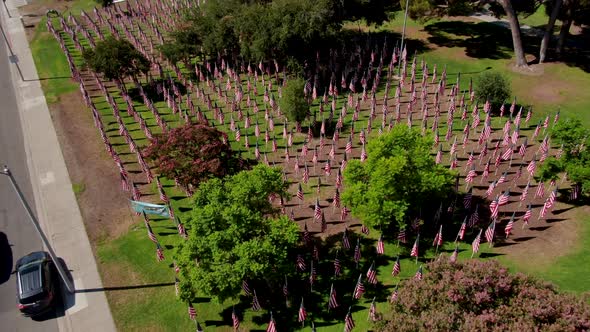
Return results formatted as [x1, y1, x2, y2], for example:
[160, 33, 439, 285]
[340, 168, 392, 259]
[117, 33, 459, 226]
[175, 165, 300, 301]
[94, 0, 113, 7]
[143, 122, 243, 190]
[159, 25, 201, 69]
[537, 118, 590, 195]
[380, 259, 590, 331]
[280, 78, 309, 125]
[82, 37, 150, 82]
[474, 71, 511, 107]
[342, 126, 455, 231]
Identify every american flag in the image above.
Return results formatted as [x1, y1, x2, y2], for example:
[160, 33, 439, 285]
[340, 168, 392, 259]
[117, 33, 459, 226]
[353, 239, 361, 263]
[465, 166, 477, 183]
[535, 181, 546, 199]
[314, 198, 322, 221]
[547, 187, 558, 209]
[397, 229, 407, 243]
[366, 262, 378, 284]
[390, 285, 399, 303]
[414, 265, 423, 281]
[433, 225, 443, 247]
[472, 229, 482, 255]
[309, 261, 317, 286]
[376, 235, 385, 255]
[497, 171, 507, 185]
[525, 108, 532, 123]
[156, 243, 165, 262]
[334, 255, 342, 276]
[361, 224, 370, 235]
[144, 214, 158, 244]
[360, 144, 368, 162]
[505, 212, 516, 238]
[368, 297, 377, 321]
[342, 229, 351, 249]
[523, 203, 532, 225]
[344, 307, 355, 332]
[266, 313, 277, 332]
[527, 157, 537, 175]
[519, 138, 528, 156]
[328, 283, 339, 309]
[490, 198, 499, 219]
[296, 254, 306, 271]
[501, 146, 513, 161]
[298, 298, 307, 322]
[252, 290, 261, 311]
[410, 235, 419, 257]
[333, 188, 341, 208]
[232, 308, 240, 331]
[498, 189, 510, 206]
[324, 159, 332, 176]
[296, 183, 304, 201]
[353, 274, 365, 299]
[521, 182, 530, 201]
[392, 256, 401, 276]
[450, 246, 459, 263]
[485, 221, 496, 243]
[321, 212, 327, 232]
[345, 136, 353, 154]
[540, 199, 549, 219]
[242, 280, 251, 296]
[335, 169, 343, 189]
[458, 217, 467, 240]
[120, 172, 129, 192]
[188, 301, 197, 320]
[464, 187, 473, 209]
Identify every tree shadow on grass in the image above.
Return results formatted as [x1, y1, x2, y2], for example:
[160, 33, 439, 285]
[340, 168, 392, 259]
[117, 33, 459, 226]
[424, 21, 515, 60]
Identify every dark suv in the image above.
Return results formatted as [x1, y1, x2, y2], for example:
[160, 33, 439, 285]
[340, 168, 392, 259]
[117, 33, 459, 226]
[14, 251, 58, 317]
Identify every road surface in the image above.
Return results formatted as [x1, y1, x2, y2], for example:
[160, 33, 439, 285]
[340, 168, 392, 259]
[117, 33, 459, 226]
[0, 30, 59, 332]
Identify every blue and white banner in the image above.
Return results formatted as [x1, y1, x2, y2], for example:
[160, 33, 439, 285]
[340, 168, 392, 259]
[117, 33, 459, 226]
[130, 200, 170, 218]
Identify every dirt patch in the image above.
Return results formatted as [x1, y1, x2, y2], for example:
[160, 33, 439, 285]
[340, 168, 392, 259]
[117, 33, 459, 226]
[49, 91, 135, 243]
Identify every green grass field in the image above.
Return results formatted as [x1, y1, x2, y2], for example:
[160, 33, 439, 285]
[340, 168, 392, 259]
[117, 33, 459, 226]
[30, 4, 590, 330]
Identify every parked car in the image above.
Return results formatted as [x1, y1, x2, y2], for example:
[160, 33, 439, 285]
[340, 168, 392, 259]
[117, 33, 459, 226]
[14, 251, 59, 317]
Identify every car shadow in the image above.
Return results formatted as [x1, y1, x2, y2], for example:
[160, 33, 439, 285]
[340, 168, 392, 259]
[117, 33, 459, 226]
[31, 257, 74, 322]
[0, 232, 13, 285]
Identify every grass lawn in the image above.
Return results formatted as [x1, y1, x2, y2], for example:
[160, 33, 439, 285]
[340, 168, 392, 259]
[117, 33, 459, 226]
[30, 3, 590, 330]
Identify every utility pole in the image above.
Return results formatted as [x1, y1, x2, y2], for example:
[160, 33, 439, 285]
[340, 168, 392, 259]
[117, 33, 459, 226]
[1, 166, 74, 293]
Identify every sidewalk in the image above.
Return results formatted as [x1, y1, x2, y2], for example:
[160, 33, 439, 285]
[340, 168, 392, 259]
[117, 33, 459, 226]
[1, 1, 116, 332]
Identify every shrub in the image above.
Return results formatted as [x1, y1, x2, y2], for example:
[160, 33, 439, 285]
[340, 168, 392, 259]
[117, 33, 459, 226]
[280, 77, 309, 124]
[382, 259, 590, 332]
[143, 122, 243, 190]
[474, 71, 511, 108]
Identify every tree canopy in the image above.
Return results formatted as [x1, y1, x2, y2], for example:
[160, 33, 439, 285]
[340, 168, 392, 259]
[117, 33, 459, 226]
[537, 118, 590, 196]
[82, 36, 149, 81]
[342, 126, 455, 231]
[175, 0, 396, 63]
[279, 78, 310, 124]
[143, 122, 243, 190]
[175, 165, 300, 301]
[381, 259, 590, 331]
[474, 71, 511, 107]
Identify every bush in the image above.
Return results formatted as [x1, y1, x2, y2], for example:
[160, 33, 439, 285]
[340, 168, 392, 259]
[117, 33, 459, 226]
[280, 78, 309, 124]
[474, 71, 511, 108]
[143, 122, 243, 190]
[382, 259, 590, 332]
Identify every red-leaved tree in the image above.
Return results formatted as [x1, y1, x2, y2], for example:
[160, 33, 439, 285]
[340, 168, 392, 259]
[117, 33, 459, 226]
[381, 259, 590, 331]
[144, 123, 243, 189]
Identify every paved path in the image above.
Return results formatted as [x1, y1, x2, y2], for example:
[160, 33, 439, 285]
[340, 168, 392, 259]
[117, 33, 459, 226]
[1, 1, 116, 331]
[0, 25, 59, 332]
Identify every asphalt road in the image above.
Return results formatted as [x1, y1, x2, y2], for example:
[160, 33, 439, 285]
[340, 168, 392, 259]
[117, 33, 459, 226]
[0, 33, 59, 331]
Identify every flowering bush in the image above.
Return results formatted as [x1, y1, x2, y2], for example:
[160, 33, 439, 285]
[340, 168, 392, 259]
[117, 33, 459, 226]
[144, 122, 244, 189]
[381, 259, 590, 332]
